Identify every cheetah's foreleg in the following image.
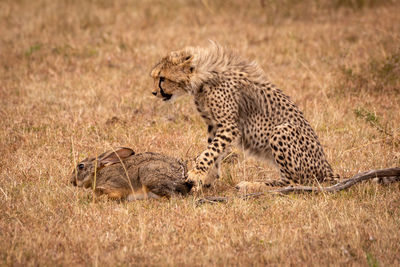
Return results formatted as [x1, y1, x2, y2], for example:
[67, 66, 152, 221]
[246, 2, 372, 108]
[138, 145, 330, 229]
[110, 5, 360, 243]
[188, 123, 239, 190]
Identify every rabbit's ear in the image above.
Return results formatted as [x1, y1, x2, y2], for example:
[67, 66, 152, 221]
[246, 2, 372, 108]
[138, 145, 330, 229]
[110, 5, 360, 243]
[98, 147, 135, 166]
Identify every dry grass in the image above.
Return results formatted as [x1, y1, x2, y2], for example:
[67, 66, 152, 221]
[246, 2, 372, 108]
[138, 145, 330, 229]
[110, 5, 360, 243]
[1, 0, 400, 265]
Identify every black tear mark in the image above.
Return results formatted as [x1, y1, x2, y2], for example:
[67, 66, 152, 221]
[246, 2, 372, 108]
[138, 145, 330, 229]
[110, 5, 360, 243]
[159, 78, 172, 101]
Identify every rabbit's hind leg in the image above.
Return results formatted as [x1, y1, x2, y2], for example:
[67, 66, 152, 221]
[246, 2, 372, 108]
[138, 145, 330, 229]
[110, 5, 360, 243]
[126, 186, 161, 201]
[96, 187, 128, 200]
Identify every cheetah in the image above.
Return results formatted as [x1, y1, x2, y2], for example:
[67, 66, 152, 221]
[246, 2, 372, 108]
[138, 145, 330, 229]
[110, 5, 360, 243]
[150, 43, 339, 192]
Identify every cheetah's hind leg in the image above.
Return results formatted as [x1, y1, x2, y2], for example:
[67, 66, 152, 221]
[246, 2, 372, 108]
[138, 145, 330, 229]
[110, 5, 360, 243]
[235, 178, 290, 193]
[235, 181, 268, 193]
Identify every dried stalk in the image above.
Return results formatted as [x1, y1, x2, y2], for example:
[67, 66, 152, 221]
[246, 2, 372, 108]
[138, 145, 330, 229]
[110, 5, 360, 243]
[196, 167, 400, 205]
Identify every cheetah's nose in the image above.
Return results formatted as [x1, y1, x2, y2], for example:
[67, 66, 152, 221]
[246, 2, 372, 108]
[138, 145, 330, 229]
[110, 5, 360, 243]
[152, 92, 157, 96]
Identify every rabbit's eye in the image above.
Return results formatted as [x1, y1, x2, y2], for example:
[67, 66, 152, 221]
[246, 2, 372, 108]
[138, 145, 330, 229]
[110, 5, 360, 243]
[78, 163, 85, 170]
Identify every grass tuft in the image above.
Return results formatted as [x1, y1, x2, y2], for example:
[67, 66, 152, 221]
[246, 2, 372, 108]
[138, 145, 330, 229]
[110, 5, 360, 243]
[338, 49, 400, 94]
[25, 43, 42, 57]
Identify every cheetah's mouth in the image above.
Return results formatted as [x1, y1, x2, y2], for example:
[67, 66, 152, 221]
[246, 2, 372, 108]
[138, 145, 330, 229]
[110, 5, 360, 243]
[159, 79, 172, 101]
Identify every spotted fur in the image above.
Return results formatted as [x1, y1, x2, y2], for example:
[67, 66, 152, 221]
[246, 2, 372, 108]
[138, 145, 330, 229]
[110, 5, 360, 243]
[150, 43, 339, 190]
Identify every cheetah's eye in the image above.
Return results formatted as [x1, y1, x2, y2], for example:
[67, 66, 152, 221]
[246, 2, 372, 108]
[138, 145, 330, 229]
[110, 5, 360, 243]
[159, 76, 165, 82]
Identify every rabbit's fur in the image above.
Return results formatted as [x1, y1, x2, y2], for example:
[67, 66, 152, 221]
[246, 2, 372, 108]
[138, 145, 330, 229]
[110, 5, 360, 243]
[70, 147, 193, 200]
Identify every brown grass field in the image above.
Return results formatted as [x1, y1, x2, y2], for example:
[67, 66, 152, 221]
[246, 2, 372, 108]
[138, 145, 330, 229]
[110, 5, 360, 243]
[1, 0, 400, 265]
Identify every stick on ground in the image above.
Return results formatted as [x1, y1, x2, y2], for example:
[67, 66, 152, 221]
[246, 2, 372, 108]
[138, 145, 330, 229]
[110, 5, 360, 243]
[196, 167, 400, 205]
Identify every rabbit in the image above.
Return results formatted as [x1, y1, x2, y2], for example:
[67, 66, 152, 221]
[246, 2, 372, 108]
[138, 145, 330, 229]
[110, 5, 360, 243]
[70, 147, 194, 200]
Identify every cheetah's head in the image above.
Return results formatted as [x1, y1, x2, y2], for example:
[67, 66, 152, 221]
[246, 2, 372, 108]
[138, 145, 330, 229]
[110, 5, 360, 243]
[150, 49, 195, 101]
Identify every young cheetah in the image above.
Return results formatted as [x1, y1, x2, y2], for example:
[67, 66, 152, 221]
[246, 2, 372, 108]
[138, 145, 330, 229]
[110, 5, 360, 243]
[150, 43, 339, 191]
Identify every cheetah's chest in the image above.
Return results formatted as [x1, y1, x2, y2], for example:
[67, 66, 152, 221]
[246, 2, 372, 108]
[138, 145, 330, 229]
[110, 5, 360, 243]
[194, 95, 214, 124]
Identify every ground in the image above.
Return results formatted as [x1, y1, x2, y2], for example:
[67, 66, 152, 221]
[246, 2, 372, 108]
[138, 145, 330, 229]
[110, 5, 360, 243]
[0, 0, 400, 265]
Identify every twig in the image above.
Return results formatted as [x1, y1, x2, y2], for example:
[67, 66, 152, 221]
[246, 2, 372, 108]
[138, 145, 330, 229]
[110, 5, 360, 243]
[196, 192, 263, 206]
[343, 137, 390, 153]
[196, 167, 400, 205]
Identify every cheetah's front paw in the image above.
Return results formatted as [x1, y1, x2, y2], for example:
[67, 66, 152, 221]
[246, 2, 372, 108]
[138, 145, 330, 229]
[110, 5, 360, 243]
[187, 169, 208, 192]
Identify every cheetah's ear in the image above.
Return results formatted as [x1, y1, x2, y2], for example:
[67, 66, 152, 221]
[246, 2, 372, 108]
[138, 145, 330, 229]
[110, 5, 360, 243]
[183, 55, 194, 73]
[179, 53, 194, 73]
[183, 55, 192, 62]
[180, 60, 194, 74]
[169, 49, 193, 65]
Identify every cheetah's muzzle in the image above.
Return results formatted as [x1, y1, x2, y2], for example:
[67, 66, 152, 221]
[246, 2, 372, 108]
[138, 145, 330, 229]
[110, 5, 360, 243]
[159, 77, 172, 101]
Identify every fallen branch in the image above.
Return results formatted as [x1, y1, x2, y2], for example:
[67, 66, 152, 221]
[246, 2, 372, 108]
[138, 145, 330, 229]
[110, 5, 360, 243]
[196, 167, 400, 205]
[196, 193, 263, 205]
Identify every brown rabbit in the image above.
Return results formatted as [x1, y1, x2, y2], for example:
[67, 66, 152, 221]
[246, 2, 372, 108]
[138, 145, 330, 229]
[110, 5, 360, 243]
[70, 147, 193, 200]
